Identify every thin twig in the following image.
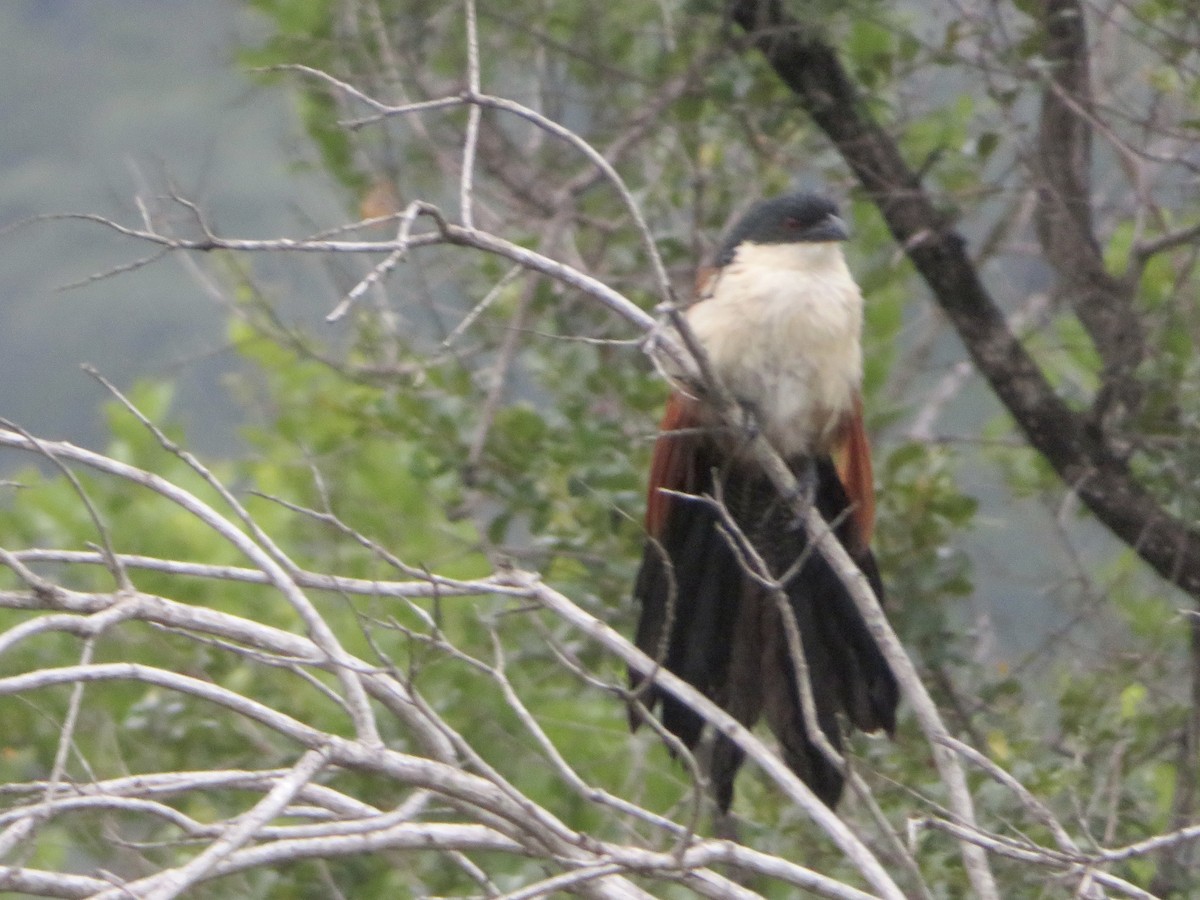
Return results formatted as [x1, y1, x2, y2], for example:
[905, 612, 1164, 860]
[461, 0, 482, 229]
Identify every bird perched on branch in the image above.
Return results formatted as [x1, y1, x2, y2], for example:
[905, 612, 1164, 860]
[629, 191, 899, 811]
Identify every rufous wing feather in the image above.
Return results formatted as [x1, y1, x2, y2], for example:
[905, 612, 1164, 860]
[644, 392, 703, 537]
[834, 394, 876, 553]
[630, 391, 738, 748]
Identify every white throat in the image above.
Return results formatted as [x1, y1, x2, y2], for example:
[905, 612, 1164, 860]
[685, 240, 863, 457]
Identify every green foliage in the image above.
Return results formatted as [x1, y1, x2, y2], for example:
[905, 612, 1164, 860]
[242, 0, 363, 193]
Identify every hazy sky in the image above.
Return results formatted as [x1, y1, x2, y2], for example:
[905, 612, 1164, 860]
[0, 2, 342, 455]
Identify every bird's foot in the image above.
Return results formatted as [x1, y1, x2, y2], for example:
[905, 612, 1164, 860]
[731, 397, 762, 443]
[784, 458, 818, 531]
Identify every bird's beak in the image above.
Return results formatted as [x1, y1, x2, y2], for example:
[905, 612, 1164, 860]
[805, 213, 850, 242]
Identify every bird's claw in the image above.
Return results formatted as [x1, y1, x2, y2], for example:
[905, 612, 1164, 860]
[785, 459, 818, 531]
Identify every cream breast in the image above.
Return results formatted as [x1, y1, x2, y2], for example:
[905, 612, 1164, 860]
[685, 240, 863, 457]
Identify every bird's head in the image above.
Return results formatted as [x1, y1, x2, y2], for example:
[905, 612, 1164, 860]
[715, 192, 849, 266]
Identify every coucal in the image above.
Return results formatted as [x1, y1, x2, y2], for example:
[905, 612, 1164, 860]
[630, 191, 899, 811]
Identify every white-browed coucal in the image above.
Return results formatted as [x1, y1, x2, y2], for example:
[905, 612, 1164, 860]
[630, 191, 899, 811]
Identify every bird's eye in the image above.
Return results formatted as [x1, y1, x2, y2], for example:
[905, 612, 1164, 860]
[783, 216, 803, 229]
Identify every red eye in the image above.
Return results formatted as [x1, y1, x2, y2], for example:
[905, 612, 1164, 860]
[784, 216, 802, 229]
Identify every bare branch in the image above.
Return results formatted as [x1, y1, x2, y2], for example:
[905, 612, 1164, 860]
[1132, 218, 1200, 270]
[106, 747, 333, 900]
[272, 63, 674, 306]
[497, 569, 907, 900]
[6, 548, 518, 599]
[460, 0, 482, 230]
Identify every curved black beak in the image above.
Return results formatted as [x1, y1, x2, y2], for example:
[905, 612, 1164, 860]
[803, 213, 850, 242]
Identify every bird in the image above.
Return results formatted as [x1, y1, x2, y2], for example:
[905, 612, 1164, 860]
[629, 191, 899, 811]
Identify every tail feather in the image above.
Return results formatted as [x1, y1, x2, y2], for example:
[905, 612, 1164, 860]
[809, 456, 898, 735]
[631, 438, 898, 811]
[632, 474, 743, 749]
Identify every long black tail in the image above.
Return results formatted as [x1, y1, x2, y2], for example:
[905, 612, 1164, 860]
[630, 455, 898, 810]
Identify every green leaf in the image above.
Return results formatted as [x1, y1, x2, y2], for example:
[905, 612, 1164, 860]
[1119, 682, 1147, 720]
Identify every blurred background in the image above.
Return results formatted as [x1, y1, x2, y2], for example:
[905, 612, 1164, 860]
[0, 1, 340, 454]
